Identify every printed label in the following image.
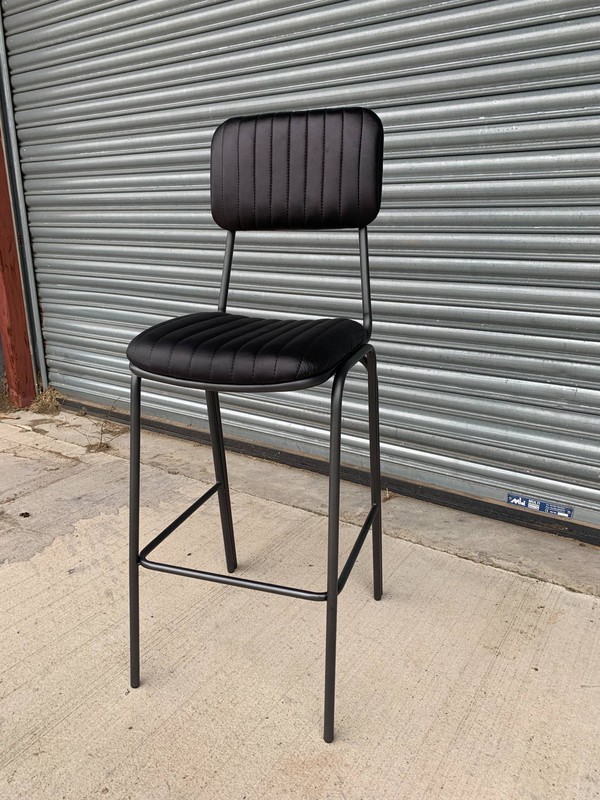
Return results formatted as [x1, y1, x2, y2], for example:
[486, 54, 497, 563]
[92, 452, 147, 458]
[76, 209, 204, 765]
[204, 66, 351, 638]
[507, 493, 573, 518]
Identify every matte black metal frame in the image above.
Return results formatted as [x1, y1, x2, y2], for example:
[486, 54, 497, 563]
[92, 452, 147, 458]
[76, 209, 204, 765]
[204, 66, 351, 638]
[129, 228, 382, 743]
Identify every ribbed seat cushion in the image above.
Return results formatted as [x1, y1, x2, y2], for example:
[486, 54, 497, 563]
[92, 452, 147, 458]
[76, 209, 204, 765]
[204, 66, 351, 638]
[127, 312, 368, 386]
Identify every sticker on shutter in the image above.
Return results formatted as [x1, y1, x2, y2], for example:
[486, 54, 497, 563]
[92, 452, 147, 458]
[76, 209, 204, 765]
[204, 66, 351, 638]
[507, 494, 573, 518]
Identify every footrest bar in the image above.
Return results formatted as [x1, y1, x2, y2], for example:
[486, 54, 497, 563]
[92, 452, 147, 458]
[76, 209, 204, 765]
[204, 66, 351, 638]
[139, 556, 328, 602]
[139, 482, 221, 561]
[337, 503, 379, 595]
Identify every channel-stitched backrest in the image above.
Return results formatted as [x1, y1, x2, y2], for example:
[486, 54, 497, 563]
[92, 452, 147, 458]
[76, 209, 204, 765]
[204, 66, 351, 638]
[210, 108, 383, 230]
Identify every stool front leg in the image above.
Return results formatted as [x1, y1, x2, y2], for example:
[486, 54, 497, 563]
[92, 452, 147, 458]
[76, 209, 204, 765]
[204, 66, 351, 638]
[323, 370, 345, 743]
[129, 373, 141, 688]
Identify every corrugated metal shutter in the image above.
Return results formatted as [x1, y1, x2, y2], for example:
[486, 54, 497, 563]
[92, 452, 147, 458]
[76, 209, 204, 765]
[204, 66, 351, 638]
[2, 0, 599, 524]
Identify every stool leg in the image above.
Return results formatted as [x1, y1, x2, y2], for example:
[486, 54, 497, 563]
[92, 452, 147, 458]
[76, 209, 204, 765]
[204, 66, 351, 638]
[206, 391, 237, 573]
[366, 350, 383, 600]
[129, 373, 141, 688]
[324, 371, 345, 743]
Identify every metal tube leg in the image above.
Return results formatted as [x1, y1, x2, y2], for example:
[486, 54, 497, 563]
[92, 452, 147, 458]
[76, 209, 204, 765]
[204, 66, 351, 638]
[206, 391, 237, 573]
[129, 373, 141, 688]
[324, 372, 345, 743]
[366, 350, 383, 600]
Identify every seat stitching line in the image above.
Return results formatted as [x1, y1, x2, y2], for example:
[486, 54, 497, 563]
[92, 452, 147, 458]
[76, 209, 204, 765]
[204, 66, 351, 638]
[140, 312, 222, 370]
[286, 113, 291, 227]
[220, 124, 225, 225]
[253, 116, 257, 228]
[206, 319, 277, 382]
[152, 316, 238, 358]
[292, 319, 347, 380]
[236, 118, 241, 230]
[181, 317, 253, 379]
[268, 114, 273, 227]
[358, 109, 364, 222]
[227, 320, 283, 384]
[135, 314, 244, 378]
[303, 113, 308, 226]
[338, 109, 344, 225]
[320, 110, 326, 222]
[248, 319, 296, 383]
[271, 319, 324, 382]
[157, 333, 177, 375]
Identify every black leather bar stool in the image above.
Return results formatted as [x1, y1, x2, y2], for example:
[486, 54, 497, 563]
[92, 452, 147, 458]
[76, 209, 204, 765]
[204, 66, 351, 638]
[127, 107, 384, 742]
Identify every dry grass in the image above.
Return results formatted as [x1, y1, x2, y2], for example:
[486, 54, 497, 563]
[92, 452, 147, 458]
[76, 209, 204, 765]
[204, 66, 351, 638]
[0, 377, 15, 414]
[28, 387, 61, 415]
[82, 400, 126, 453]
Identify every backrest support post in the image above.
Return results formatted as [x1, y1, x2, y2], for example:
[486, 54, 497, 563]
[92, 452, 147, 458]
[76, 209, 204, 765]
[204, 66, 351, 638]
[217, 230, 235, 312]
[359, 227, 372, 338]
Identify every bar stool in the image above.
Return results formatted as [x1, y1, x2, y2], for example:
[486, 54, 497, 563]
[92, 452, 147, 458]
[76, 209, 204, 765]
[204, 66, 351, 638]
[127, 107, 384, 742]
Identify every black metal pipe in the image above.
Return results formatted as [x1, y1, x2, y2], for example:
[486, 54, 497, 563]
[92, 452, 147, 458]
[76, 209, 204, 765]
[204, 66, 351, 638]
[323, 367, 345, 743]
[217, 230, 235, 312]
[337, 504, 379, 595]
[359, 227, 372, 338]
[129, 373, 141, 689]
[364, 349, 383, 600]
[139, 556, 327, 601]
[138, 482, 221, 562]
[206, 391, 238, 573]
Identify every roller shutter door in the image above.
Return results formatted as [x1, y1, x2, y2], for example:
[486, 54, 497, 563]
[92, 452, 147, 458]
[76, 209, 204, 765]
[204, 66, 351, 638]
[2, 0, 599, 524]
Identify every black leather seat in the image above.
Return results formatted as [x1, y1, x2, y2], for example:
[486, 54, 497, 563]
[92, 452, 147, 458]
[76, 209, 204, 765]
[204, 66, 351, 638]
[128, 107, 384, 743]
[127, 311, 368, 386]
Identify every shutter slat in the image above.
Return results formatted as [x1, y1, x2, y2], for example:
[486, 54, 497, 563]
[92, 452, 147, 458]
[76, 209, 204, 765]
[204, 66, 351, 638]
[4, 0, 599, 523]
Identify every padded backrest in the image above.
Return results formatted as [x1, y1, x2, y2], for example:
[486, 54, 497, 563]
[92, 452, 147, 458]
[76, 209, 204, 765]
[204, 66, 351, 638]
[210, 107, 383, 231]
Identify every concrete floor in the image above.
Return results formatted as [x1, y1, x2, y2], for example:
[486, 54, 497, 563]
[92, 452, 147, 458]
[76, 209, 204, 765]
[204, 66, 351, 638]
[0, 410, 599, 800]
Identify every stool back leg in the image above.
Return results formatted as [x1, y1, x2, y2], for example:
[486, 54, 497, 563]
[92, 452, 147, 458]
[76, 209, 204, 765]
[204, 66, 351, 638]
[129, 373, 141, 688]
[365, 350, 383, 600]
[206, 391, 238, 573]
[323, 369, 345, 743]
